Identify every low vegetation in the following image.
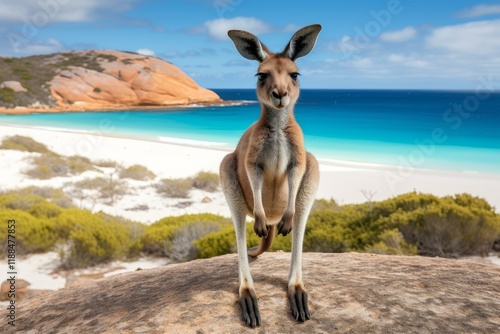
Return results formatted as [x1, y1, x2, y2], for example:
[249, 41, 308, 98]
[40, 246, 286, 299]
[26, 153, 95, 179]
[2, 138, 498, 265]
[0, 135, 52, 153]
[155, 171, 220, 198]
[155, 177, 193, 198]
[0, 190, 498, 269]
[119, 164, 156, 181]
[192, 171, 219, 192]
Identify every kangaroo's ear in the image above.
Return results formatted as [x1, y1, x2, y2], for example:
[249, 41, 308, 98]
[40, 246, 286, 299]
[227, 30, 270, 62]
[283, 24, 322, 61]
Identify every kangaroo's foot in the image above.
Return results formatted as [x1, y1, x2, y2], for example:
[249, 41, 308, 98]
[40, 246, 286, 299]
[288, 285, 310, 322]
[239, 287, 261, 327]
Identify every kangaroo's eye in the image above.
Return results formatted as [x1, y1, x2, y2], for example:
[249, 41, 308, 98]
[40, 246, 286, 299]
[290, 72, 300, 81]
[256, 73, 268, 81]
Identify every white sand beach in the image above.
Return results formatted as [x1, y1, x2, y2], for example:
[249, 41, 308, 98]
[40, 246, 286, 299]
[1, 123, 499, 294]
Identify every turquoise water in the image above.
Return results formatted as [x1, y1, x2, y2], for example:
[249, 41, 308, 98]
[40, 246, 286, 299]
[1, 89, 499, 174]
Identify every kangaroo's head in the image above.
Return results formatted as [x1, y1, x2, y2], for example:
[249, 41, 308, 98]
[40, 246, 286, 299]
[228, 24, 322, 111]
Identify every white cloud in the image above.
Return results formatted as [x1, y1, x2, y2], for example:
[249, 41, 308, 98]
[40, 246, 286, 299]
[14, 38, 64, 55]
[137, 48, 155, 56]
[379, 27, 417, 42]
[457, 4, 500, 18]
[0, 0, 139, 23]
[388, 54, 428, 68]
[426, 19, 500, 55]
[349, 57, 373, 68]
[202, 17, 272, 40]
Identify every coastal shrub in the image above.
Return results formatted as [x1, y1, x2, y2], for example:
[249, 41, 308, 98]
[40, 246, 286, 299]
[93, 159, 121, 168]
[26, 153, 68, 179]
[1, 186, 74, 209]
[71, 176, 128, 204]
[194, 222, 293, 259]
[155, 177, 192, 198]
[66, 155, 95, 174]
[0, 209, 56, 255]
[365, 229, 418, 255]
[0, 193, 47, 211]
[165, 223, 221, 261]
[0, 135, 51, 153]
[398, 196, 500, 257]
[0, 87, 15, 104]
[119, 164, 156, 181]
[192, 171, 219, 192]
[54, 209, 140, 268]
[142, 214, 230, 257]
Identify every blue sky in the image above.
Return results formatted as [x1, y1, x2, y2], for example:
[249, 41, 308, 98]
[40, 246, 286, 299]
[1, 0, 500, 89]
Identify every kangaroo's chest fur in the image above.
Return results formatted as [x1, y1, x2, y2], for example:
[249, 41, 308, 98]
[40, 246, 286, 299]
[237, 108, 305, 222]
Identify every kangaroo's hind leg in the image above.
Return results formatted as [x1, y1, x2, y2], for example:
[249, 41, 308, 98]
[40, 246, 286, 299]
[220, 153, 261, 327]
[287, 152, 319, 322]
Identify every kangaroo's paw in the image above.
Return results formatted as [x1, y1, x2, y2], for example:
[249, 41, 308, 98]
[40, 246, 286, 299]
[239, 288, 261, 327]
[253, 214, 269, 238]
[277, 212, 294, 236]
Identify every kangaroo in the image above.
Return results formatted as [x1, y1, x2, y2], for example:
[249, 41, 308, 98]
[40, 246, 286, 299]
[220, 24, 322, 327]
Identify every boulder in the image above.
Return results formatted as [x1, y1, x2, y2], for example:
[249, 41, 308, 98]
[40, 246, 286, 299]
[48, 50, 221, 108]
[14, 253, 500, 333]
[0, 81, 27, 92]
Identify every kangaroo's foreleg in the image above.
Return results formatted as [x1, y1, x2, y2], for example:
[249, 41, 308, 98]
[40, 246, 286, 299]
[246, 162, 269, 238]
[287, 152, 319, 321]
[278, 161, 305, 236]
[220, 153, 261, 327]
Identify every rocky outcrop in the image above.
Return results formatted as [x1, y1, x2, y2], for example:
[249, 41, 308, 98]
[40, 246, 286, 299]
[48, 50, 221, 108]
[0, 81, 27, 92]
[13, 252, 500, 333]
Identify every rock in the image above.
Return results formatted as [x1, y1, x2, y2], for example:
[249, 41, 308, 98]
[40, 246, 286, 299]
[201, 196, 212, 203]
[48, 50, 221, 108]
[1, 279, 30, 301]
[13, 253, 500, 333]
[0, 81, 27, 92]
[1, 279, 49, 302]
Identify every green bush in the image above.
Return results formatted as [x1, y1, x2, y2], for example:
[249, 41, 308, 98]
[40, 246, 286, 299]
[26, 153, 68, 179]
[155, 177, 192, 198]
[0, 135, 51, 153]
[142, 214, 230, 257]
[365, 229, 418, 255]
[192, 171, 219, 192]
[70, 176, 128, 204]
[1, 186, 74, 209]
[194, 221, 293, 258]
[66, 155, 95, 174]
[119, 164, 156, 181]
[25, 153, 95, 179]
[55, 209, 137, 268]
[93, 159, 121, 168]
[0, 210, 56, 255]
[0, 87, 15, 104]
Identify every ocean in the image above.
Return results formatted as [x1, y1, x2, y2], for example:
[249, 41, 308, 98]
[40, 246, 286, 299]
[1, 89, 499, 174]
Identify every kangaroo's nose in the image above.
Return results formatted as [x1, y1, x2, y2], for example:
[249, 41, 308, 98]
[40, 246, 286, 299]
[272, 90, 288, 99]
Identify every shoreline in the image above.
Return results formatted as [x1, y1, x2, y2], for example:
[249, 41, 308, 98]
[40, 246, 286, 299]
[0, 99, 248, 115]
[1, 123, 499, 213]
